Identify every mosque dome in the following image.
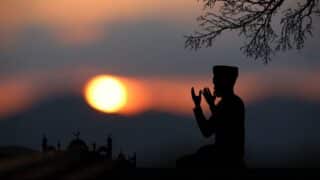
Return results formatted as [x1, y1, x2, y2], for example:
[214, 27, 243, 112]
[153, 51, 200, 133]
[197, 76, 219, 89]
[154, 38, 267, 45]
[67, 139, 89, 152]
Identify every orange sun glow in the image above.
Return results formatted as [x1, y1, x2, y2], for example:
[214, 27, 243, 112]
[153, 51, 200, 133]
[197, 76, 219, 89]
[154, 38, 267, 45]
[84, 75, 127, 113]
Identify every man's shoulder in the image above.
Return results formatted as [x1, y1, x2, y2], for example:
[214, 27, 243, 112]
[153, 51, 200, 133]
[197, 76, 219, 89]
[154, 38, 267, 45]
[223, 95, 245, 108]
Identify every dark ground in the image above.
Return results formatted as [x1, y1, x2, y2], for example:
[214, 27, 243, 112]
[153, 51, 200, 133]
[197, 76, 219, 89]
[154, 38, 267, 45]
[0, 151, 319, 179]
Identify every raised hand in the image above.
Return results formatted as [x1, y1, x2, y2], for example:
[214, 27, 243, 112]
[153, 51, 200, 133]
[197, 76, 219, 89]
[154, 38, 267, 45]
[203, 87, 216, 107]
[191, 87, 202, 107]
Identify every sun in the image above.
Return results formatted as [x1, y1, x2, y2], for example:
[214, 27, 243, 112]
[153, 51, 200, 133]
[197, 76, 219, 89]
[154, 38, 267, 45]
[84, 75, 128, 113]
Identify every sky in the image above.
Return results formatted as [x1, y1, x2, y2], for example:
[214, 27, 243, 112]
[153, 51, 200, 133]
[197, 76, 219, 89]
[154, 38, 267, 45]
[0, 0, 320, 167]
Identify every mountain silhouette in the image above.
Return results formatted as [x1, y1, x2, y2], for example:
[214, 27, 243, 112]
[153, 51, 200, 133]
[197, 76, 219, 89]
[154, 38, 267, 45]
[0, 94, 320, 168]
[0, 94, 206, 167]
[246, 97, 320, 168]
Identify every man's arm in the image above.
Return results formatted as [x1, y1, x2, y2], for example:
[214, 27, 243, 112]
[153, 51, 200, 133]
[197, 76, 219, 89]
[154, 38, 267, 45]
[191, 87, 218, 138]
[193, 105, 217, 138]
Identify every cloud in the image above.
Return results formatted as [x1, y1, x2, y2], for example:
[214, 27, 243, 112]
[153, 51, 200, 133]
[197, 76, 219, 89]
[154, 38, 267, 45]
[0, 0, 199, 46]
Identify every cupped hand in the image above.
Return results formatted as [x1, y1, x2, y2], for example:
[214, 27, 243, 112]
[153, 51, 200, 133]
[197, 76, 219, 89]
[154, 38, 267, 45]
[191, 87, 202, 107]
[203, 87, 215, 106]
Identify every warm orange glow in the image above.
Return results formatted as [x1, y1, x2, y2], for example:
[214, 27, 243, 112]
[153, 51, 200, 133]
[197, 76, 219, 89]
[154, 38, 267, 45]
[0, 0, 199, 46]
[1, 67, 320, 119]
[84, 75, 128, 113]
[115, 77, 151, 115]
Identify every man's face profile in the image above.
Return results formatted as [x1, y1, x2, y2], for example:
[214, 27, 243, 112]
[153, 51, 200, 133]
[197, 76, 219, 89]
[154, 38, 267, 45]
[212, 75, 233, 97]
[212, 65, 239, 97]
[212, 76, 221, 97]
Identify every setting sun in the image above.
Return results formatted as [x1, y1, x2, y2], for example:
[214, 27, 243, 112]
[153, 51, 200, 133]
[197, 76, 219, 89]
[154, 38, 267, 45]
[84, 75, 127, 113]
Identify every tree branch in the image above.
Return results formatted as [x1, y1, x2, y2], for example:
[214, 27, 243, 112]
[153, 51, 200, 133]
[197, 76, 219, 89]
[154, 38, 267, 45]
[187, 0, 319, 63]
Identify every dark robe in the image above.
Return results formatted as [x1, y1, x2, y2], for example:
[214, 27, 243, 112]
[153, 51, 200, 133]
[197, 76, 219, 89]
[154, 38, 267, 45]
[177, 94, 245, 168]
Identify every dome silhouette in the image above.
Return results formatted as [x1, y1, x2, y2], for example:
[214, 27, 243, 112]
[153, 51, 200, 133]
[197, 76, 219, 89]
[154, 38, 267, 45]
[67, 139, 89, 152]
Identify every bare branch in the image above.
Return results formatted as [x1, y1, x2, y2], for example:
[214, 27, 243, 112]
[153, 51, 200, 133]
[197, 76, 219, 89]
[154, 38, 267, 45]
[186, 0, 320, 63]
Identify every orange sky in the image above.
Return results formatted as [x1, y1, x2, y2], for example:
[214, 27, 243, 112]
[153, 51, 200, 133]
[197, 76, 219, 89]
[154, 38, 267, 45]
[0, 0, 318, 119]
[0, 66, 319, 119]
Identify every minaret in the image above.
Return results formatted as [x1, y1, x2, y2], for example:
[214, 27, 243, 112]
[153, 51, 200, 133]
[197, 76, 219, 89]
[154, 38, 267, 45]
[92, 142, 97, 152]
[131, 152, 137, 167]
[42, 134, 48, 152]
[57, 141, 61, 151]
[107, 135, 112, 159]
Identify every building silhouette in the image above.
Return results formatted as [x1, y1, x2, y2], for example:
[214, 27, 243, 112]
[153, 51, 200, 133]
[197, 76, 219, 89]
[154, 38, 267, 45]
[41, 132, 136, 168]
[41, 134, 47, 152]
[67, 132, 89, 152]
[42, 134, 57, 152]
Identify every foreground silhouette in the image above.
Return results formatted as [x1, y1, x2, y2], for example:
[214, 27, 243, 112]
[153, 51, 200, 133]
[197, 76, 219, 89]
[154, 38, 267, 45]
[0, 133, 136, 180]
[177, 65, 245, 168]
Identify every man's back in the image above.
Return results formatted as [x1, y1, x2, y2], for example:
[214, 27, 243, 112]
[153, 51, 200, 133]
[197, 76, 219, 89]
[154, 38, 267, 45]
[211, 94, 245, 161]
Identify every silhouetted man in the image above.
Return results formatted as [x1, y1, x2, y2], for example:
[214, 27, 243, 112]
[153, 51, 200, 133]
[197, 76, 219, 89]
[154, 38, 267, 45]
[177, 65, 245, 168]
